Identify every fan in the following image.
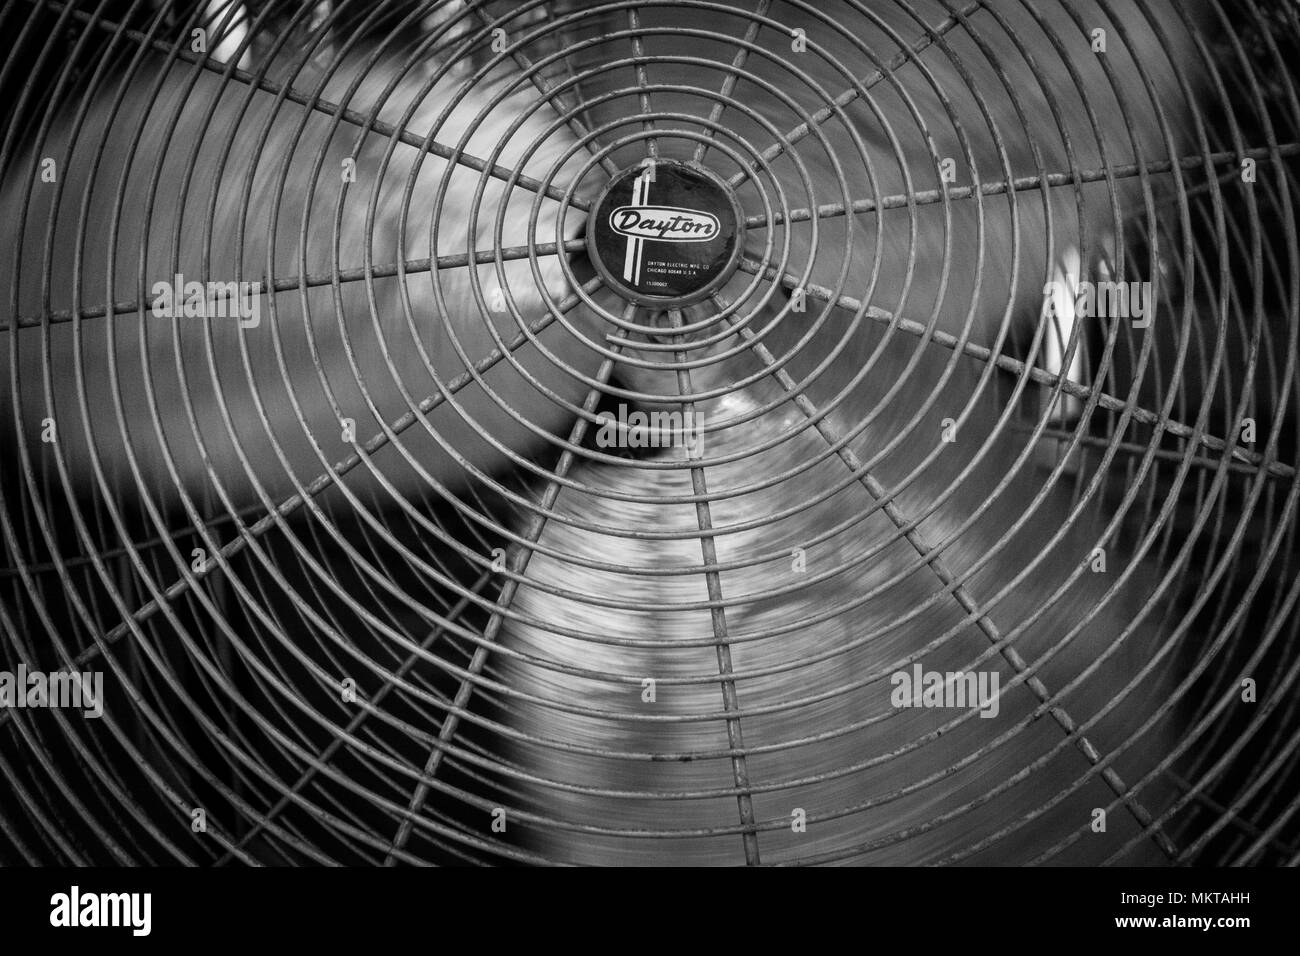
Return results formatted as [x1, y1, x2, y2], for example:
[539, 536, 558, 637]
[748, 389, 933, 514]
[1, 0, 1297, 866]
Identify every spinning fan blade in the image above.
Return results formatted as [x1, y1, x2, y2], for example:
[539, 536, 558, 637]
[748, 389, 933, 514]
[4, 0, 1296, 870]
[2, 31, 606, 510]
[493, 0, 1207, 864]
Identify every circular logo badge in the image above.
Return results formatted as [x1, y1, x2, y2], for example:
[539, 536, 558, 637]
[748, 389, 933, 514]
[587, 160, 744, 308]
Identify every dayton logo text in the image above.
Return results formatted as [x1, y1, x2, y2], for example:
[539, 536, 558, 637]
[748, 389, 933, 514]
[609, 206, 720, 242]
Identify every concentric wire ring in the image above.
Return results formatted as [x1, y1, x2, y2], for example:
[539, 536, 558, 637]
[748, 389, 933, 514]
[0, 0, 1298, 867]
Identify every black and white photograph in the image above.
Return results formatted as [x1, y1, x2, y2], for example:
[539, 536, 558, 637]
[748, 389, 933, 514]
[0, 0, 1294, 934]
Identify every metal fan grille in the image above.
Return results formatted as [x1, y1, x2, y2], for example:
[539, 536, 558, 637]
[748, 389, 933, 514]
[1, 0, 1298, 866]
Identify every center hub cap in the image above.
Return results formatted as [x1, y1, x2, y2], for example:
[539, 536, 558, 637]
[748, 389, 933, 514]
[586, 159, 745, 308]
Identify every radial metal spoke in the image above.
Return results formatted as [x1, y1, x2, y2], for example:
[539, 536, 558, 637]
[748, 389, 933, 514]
[627, 8, 659, 160]
[26, 0, 589, 210]
[1165, 771, 1300, 859]
[0, 500, 274, 578]
[666, 309, 761, 866]
[732, 259, 1297, 481]
[0, 276, 603, 721]
[1017, 425, 1289, 480]
[743, 144, 1300, 230]
[381, 335, 626, 864]
[722, 299, 1180, 860]
[3, 239, 587, 332]
[216, 569, 493, 865]
[469, 3, 620, 178]
[727, 0, 985, 190]
[690, 0, 772, 166]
